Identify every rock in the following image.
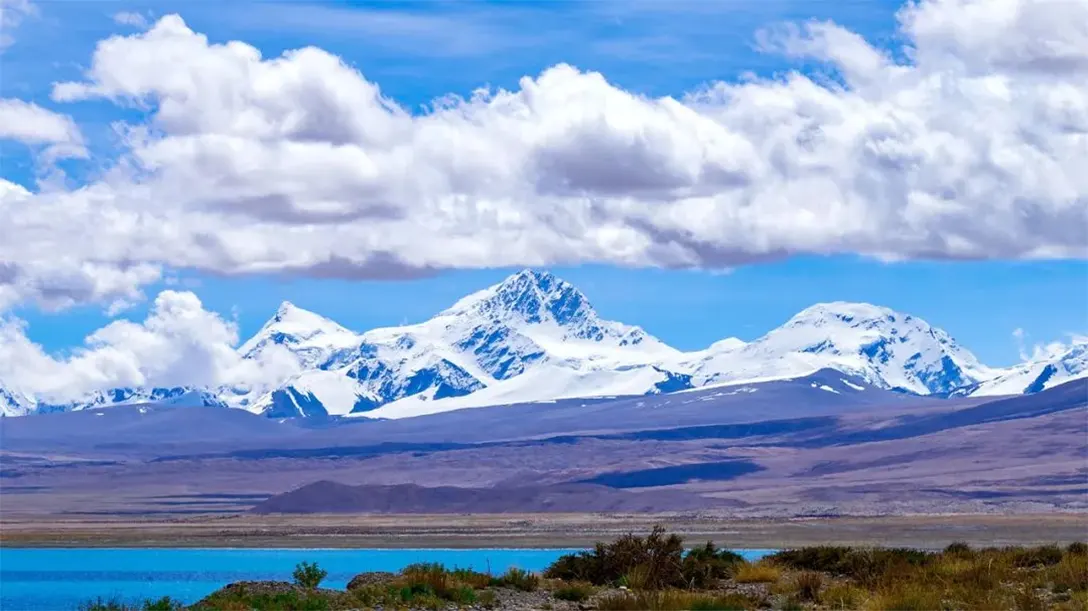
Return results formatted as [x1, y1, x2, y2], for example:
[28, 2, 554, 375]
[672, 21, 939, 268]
[347, 571, 398, 590]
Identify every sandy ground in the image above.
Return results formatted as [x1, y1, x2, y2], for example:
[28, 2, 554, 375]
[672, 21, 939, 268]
[2, 513, 1085, 549]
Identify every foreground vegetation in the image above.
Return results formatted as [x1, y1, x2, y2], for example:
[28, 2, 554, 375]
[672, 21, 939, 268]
[81, 527, 1088, 610]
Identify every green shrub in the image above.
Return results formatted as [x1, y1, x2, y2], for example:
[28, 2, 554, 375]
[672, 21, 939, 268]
[448, 584, 478, 604]
[450, 566, 492, 589]
[553, 582, 594, 602]
[1067, 542, 1088, 556]
[769, 546, 932, 585]
[292, 561, 328, 590]
[681, 541, 746, 588]
[544, 525, 684, 588]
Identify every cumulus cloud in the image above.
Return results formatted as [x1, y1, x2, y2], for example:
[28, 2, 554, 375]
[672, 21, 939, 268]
[0, 99, 87, 159]
[0, 0, 1084, 311]
[0, 290, 299, 402]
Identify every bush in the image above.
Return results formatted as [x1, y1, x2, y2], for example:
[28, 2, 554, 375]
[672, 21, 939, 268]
[1012, 545, 1065, 568]
[681, 541, 746, 588]
[792, 570, 824, 601]
[544, 525, 685, 588]
[944, 541, 972, 556]
[1067, 542, 1088, 556]
[292, 561, 328, 590]
[492, 567, 540, 591]
[769, 546, 932, 585]
[553, 582, 594, 602]
[450, 567, 492, 589]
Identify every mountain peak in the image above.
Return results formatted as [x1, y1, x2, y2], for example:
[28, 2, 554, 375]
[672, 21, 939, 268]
[273, 300, 313, 322]
[787, 301, 900, 327]
[444, 269, 596, 328]
[265, 301, 341, 330]
[238, 300, 357, 366]
[756, 301, 986, 395]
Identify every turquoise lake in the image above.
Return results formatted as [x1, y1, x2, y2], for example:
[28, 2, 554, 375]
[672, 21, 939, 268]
[0, 547, 775, 610]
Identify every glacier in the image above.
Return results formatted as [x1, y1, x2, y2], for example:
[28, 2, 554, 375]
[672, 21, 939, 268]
[2, 269, 1083, 419]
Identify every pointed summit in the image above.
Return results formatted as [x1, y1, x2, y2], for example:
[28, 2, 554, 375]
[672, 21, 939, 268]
[263, 301, 345, 333]
[444, 268, 597, 329]
[238, 300, 358, 368]
[275, 300, 300, 317]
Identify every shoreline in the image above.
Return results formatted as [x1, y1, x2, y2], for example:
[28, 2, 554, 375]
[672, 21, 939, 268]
[2, 512, 1085, 549]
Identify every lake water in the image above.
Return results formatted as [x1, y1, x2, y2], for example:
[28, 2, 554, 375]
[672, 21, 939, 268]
[0, 547, 775, 610]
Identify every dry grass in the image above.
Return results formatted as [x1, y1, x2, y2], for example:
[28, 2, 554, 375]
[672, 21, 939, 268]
[734, 561, 781, 584]
[491, 566, 540, 591]
[596, 590, 760, 610]
[818, 582, 867, 609]
[552, 581, 595, 602]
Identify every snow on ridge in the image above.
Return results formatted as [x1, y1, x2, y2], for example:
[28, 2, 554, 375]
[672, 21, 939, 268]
[969, 341, 1088, 397]
[5, 270, 1067, 419]
[0, 385, 36, 417]
[239, 300, 358, 358]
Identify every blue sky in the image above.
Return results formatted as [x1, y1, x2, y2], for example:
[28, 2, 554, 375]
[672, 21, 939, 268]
[3, 0, 1085, 367]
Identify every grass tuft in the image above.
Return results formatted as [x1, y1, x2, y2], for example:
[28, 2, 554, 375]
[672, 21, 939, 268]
[734, 561, 781, 584]
[492, 566, 540, 591]
[552, 582, 595, 602]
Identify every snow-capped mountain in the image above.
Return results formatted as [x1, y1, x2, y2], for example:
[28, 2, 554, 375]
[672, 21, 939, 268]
[238, 301, 359, 370]
[683, 302, 990, 396]
[2, 269, 1072, 419]
[1, 385, 35, 417]
[967, 341, 1088, 397]
[254, 270, 682, 418]
[32, 386, 228, 414]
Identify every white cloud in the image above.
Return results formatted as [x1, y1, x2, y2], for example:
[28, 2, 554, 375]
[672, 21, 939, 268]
[0, 290, 299, 402]
[0, 98, 87, 158]
[112, 10, 148, 28]
[0, 0, 1084, 312]
[1012, 327, 1028, 361]
[0, 0, 35, 52]
[1012, 326, 1086, 363]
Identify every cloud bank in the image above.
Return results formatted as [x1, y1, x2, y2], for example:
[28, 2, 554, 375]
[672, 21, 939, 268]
[0, 0, 1086, 312]
[0, 291, 298, 402]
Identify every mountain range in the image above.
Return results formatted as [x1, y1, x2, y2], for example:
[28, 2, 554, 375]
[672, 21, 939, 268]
[2, 270, 1085, 418]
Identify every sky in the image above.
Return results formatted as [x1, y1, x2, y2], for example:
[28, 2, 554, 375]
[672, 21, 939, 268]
[0, 0, 1085, 400]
